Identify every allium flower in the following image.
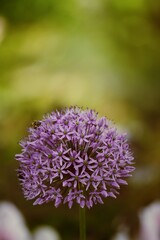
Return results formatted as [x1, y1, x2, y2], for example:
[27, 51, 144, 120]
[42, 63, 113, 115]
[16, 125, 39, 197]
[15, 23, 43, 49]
[16, 107, 135, 209]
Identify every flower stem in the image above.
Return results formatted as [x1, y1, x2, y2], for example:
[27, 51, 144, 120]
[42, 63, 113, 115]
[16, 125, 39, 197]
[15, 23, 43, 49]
[79, 206, 86, 240]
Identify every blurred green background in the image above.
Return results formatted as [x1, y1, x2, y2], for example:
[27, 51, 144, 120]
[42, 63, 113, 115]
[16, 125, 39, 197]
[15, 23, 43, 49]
[0, 0, 160, 239]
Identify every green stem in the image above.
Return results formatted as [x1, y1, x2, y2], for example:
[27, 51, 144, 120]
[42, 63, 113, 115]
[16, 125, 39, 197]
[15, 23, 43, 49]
[79, 206, 86, 240]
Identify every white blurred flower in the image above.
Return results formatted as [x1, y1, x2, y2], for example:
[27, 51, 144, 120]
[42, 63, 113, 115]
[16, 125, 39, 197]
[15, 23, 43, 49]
[0, 230, 13, 240]
[0, 201, 31, 240]
[33, 226, 61, 240]
[112, 231, 129, 240]
[139, 201, 160, 240]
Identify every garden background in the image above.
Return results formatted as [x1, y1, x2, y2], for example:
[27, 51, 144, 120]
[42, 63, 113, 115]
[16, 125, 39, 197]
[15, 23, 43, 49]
[0, 0, 160, 239]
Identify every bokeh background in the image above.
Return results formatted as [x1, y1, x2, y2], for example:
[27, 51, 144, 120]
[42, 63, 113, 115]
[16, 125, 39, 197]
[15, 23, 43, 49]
[0, 0, 160, 239]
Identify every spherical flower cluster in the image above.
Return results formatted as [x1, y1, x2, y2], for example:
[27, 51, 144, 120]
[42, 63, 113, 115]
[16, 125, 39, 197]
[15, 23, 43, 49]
[16, 107, 135, 209]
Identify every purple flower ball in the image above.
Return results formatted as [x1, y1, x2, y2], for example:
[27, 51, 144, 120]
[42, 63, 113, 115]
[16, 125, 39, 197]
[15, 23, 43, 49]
[16, 107, 135, 209]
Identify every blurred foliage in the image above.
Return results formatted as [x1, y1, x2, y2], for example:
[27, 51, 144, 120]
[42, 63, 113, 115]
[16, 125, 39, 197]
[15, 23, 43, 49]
[0, 0, 160, 239]
[0, 0, 76, 24]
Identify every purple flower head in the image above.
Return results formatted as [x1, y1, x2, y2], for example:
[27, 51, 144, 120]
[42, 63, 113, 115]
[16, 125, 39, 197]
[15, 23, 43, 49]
[16, 107, 135, 209]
